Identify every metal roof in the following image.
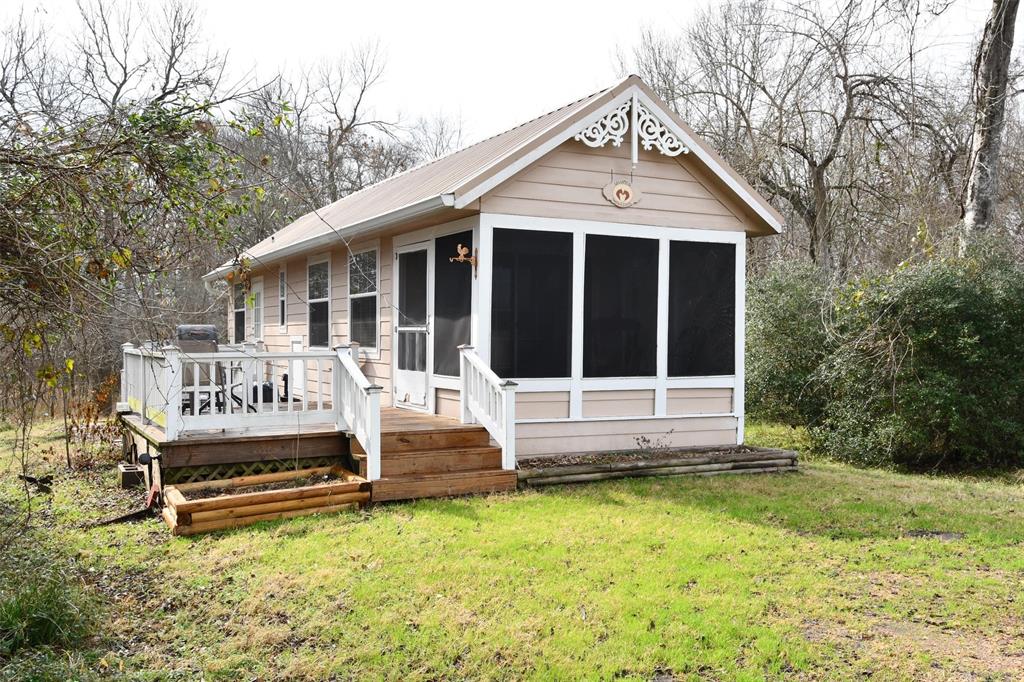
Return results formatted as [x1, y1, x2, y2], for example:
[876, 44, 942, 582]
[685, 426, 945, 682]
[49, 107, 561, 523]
[206, 75, 783, 280]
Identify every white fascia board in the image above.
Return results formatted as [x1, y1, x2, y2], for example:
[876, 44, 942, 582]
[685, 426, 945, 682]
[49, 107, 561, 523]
[202, 195, 453, 282]
[632, 90, 783, 234]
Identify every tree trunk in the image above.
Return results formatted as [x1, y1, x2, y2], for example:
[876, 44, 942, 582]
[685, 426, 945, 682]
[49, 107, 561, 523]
[962, 0, 1020, 242]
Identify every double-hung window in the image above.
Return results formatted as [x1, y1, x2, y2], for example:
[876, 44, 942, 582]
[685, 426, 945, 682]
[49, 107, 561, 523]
[348, 248, 378, 349]
[307, 258, 330, 348]
[278, 269, 287, 330]
[232, 284, 246, 343]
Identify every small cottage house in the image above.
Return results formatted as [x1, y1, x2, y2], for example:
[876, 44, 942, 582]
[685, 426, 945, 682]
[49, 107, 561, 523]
[118, 75, 783, 503]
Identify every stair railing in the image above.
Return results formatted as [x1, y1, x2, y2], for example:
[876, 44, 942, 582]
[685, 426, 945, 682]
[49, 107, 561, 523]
[458, 345, 517, 470]
[335, 343, 383, 480]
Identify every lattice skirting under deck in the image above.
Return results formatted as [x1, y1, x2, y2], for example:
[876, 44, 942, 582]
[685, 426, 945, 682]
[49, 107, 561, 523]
[162, 455, 343, 485]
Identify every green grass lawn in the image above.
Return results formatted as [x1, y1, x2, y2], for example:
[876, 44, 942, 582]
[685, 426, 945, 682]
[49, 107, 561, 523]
[2, 421, 1024, 680]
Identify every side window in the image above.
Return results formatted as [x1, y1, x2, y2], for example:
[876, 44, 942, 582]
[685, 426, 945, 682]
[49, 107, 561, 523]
[348, 249, 378, 349]
[233, 283, 246, 344]
[278, 269, 287, 329]
[307, 260, 330, 347]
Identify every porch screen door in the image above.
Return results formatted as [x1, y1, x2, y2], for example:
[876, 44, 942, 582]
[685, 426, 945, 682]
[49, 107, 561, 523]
[394, 246, 429, 408]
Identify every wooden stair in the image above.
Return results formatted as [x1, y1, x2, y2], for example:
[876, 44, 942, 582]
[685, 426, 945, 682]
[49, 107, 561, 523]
[352, 408, 517, 502]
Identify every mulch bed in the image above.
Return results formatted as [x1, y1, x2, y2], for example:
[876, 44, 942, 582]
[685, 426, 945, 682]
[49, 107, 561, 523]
[180, 471, 344, 499]
[518, 445, 764, 469]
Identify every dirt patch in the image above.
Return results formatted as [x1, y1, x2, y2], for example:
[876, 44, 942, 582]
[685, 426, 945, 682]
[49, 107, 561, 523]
[803, 616, 1024, 679]
[517, 446, 767, 469]
[904, 529, 965, 541]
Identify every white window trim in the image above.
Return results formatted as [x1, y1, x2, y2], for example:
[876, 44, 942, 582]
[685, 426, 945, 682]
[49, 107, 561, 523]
[249, 276, 264, 342]
[278, 266, 288, 333]
[347, 242, 380, 357]
[307, 253, 331, 349]
[232, 283, 247, 343]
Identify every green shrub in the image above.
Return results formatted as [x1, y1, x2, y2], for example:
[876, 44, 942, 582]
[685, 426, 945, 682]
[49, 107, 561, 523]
[745, 261, 830, 425]
[0, 567, 90, 657]
[812, 249, 1024, 470]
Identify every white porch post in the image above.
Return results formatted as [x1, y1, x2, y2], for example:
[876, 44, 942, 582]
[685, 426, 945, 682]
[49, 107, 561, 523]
[500, 379, 517, 470]
[735, 237, 747, 444]
[365, 384, 383, 481]
[162, 344, 182, 441]
[458, 344, 474, 424]
[117, 342, 133, 414]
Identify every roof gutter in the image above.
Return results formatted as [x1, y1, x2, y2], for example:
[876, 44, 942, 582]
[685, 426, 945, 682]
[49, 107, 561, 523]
[202, 194, 456, 281]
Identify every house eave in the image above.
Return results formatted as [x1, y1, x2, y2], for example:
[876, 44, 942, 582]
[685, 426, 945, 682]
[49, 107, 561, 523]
[202, 194, 456, 282]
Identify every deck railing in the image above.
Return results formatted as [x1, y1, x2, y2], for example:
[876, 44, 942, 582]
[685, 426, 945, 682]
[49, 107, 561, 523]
[120, 343, 179, 437]
[459, 346, 517, 470]
[175, 348, 338, 434]
[335, 344, 383, 480]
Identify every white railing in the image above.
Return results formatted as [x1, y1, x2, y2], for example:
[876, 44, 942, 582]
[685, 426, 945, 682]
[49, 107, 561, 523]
[459, 345, 517, 470]
[119, 342, 341, 441]
[175, 348, 338, 434]
[335, 344, 383, 480]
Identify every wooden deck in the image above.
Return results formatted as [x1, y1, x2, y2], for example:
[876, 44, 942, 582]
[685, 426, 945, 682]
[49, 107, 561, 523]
[120, 407, 517, 505]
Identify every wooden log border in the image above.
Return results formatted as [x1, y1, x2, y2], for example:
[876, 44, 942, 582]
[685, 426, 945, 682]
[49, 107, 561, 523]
[162, 464, 369, 536]
[518, 447, 798, 487]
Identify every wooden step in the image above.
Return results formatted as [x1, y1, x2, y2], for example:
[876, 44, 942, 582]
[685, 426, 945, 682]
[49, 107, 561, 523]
[370, 469, 518, 502]
[380, 426, 492, 453]
[380, 446, 502, 477]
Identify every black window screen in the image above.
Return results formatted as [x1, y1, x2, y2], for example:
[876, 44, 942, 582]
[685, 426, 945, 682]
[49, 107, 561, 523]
[397, 251, 427, 326]
[583, 235, 658, 377]
[491, 229, 572, 378]
[668, 241, 736, 376]
[309, 301, 329, 347]
[434, 231, 473, 376]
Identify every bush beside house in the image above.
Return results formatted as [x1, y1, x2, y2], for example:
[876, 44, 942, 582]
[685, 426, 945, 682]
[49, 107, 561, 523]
[746, 248, 1024, 470]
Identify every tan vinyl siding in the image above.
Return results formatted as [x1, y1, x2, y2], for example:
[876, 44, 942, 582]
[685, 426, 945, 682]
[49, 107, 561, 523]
[516, 416, 738, 456]
[666, 388, 733, 415]
[516, 391, 570, 420]
[435, 388, 461, 419]
[480, 141, 746, 231]
[581, 389, 655, 417]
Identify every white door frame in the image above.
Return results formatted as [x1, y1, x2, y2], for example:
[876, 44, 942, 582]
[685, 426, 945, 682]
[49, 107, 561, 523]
[392, 240, 433, 412]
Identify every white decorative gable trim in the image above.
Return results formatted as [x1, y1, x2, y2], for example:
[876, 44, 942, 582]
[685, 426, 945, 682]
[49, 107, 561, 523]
[635, 101, 687, 157]
[574, 101, 630, 148]
[573, 93, 690, 163]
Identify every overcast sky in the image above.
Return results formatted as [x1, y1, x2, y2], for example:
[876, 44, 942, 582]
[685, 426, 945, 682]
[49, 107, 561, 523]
[7, 0, 1015, 145]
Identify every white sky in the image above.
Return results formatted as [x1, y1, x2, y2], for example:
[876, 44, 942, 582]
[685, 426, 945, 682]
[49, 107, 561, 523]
[7, 0, 1017, 145]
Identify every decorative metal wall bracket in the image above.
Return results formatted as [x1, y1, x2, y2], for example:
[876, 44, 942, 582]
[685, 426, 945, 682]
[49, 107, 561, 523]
[449, 244, 478, 278]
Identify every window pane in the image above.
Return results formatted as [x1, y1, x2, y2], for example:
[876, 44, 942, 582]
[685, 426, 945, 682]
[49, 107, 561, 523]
[583, 235, 658, 377]
[278, 271, 287, 325]
[308, 261, 329, 301]
[233, 283, 245, 309]
[309, 300, 329, 347]
[350, 295, 377, 347]
[434, 230, 473, 376]
[234, 309, 245, 343]
[668, 241, 735, 376]
[491, 228, 573, 378]
[349, 250, 377, 295]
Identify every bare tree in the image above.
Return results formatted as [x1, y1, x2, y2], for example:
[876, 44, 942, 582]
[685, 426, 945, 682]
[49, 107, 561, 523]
[962, 0, 1020, 240]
